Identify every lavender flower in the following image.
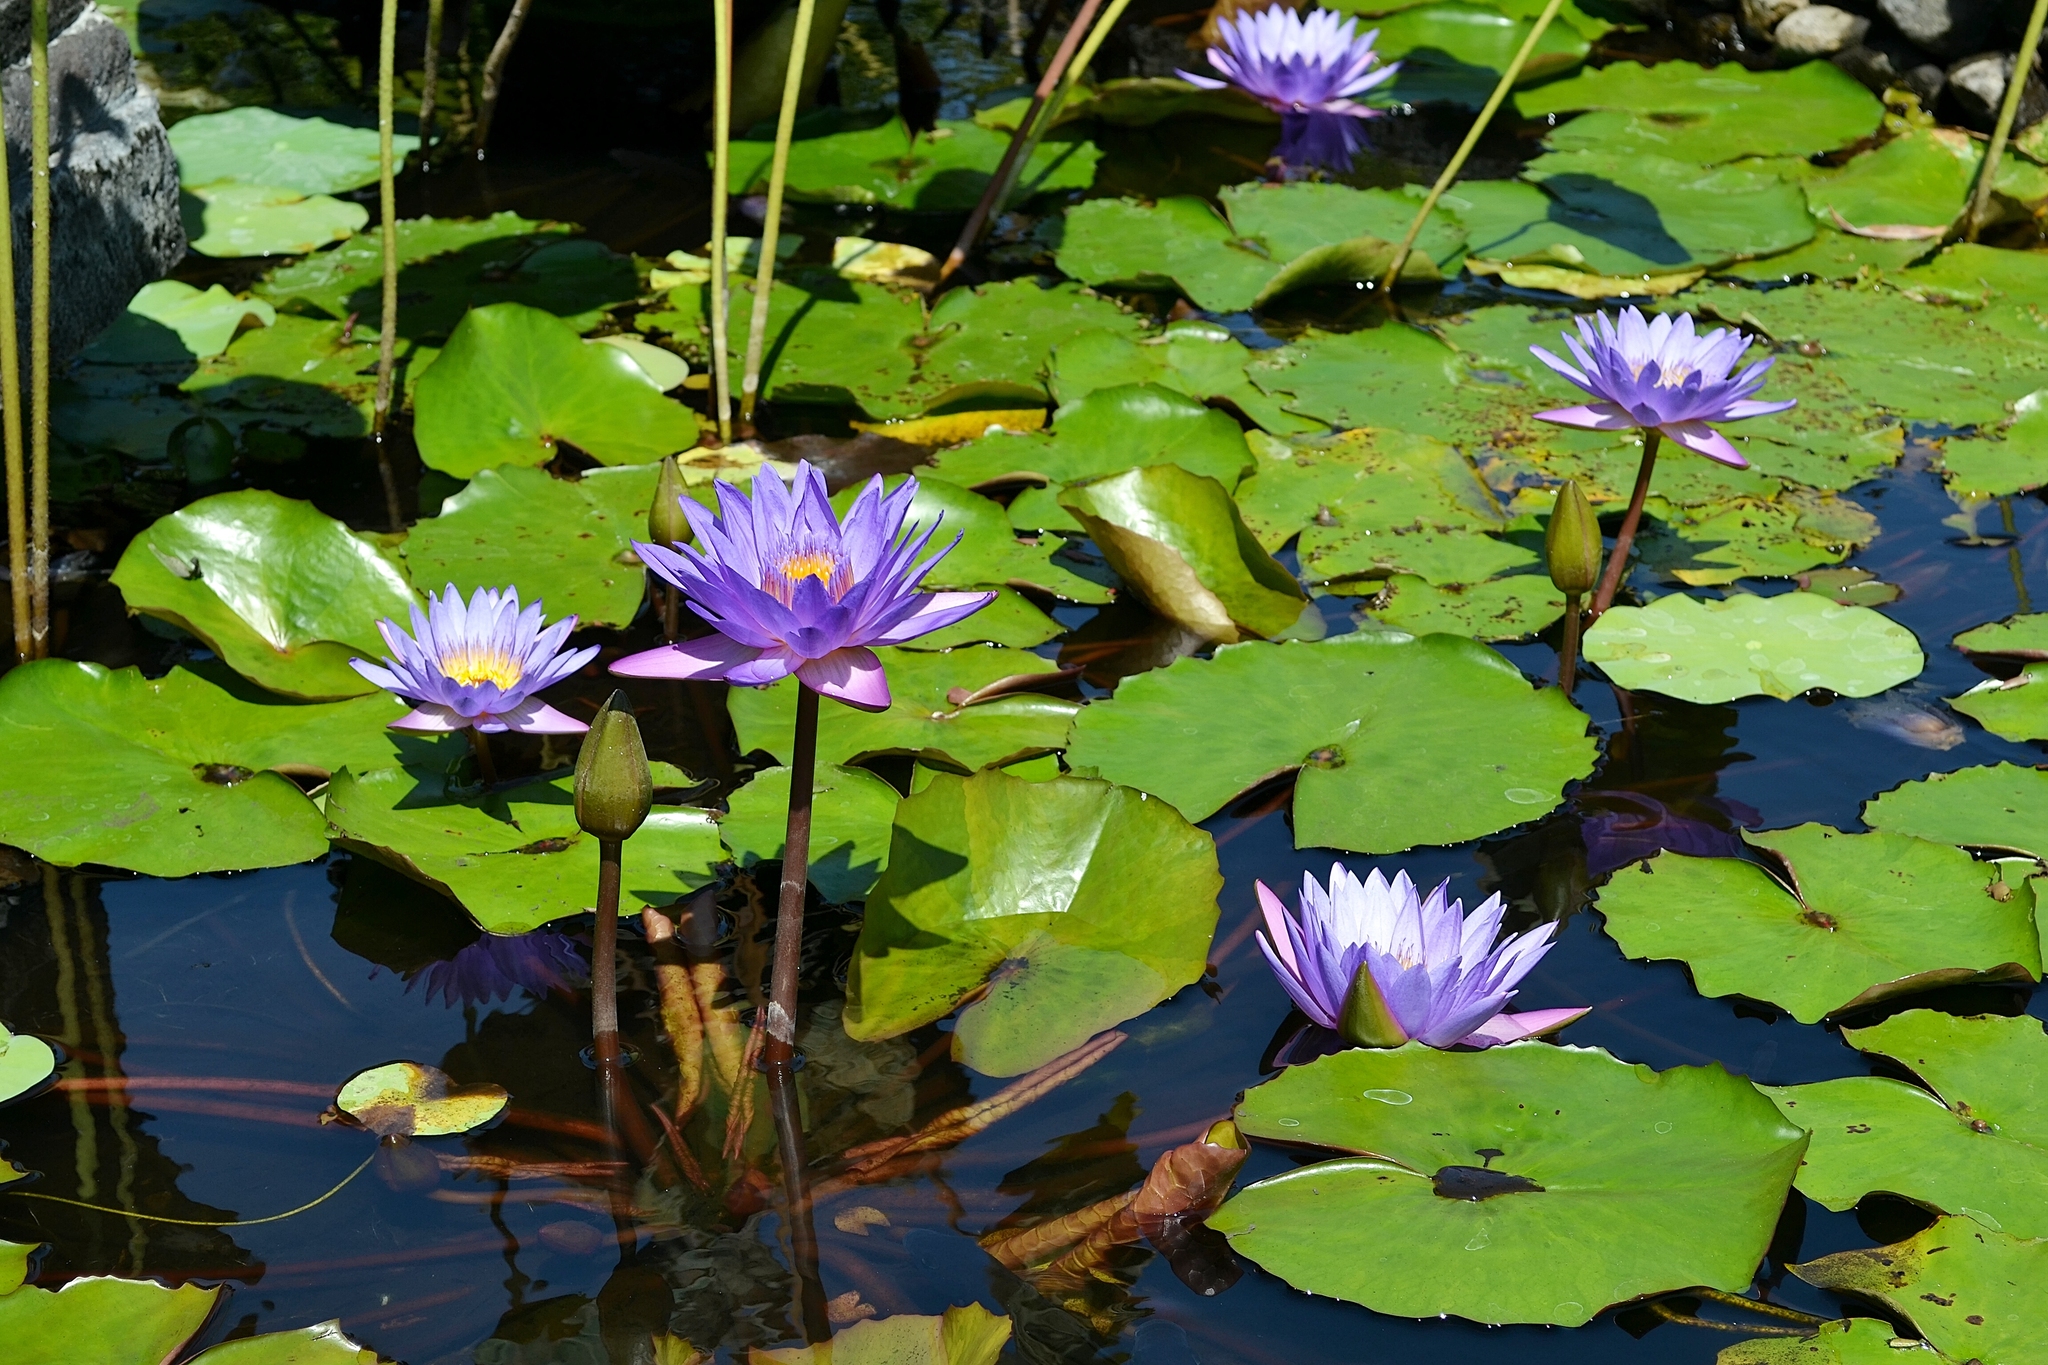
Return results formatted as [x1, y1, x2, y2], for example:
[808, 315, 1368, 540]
[1177, 7, 1399, 172]
[409, 930, 586, 1008]
[1529, 307, 1796, 469]
[351, 585, 596, 734]
[1256, 865, 1587, 1050]
[611, 463, 992, 712]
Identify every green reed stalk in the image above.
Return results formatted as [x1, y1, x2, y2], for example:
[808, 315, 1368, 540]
[995, 0, 1127, 214]
[710, 0, 735, 442]
[738, 0, 819, 426]
[27, 0, 49, 657]
[1964, 0, 2048, 242]
[0, 82, 24, 663]
[474, 0, 534, 156]
[369, 0, 405, 533]
[1380, 0, 1565, 291]
[419, 0, 446, 157]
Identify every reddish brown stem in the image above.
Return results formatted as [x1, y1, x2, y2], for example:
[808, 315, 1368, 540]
[763, 684, 818, 1067]
[1589, 429, 1660, 619]
[1558, 591, 1582, 694]
[466, 726, 498, 785]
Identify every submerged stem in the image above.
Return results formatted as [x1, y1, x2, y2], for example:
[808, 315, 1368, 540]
[709, 0, 735, 443]
[27, 0, 49, 657]
[5, 1151, 377, 1226]
[370, 0, 404, 534]
[766, 1059, 829, 1342]
[764, 683, 819, 1068]
[738, 0, 820, 426]
[0, 58, 24, 663]
[1590, 428, 1660, 619]
[1964, 0, 2048, 241]
[473, 0, 534, 156]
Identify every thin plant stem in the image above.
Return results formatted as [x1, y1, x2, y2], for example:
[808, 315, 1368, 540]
[370, 0, 405, 534]
[419, 0, 446, 156]
[593, 838, 624, 1119]
[1965, 0, 2048, 242]
[1380, 0, 1565, 291]
[994, 0, 1128, 216]
[0, 70, 24, 663]
[466, 726, 498, 785]
[766, 1060, 830, 1343]
[939, 0, 1104, 284]
[1689, 1288, 1829, 1326]
[2004, 497, 2032, 613]
[473, 0, 534, 156]
[5, 1152, 377, 1225]
[710, 0, 735, 442]
[764, 683, 819, 1067]
[738, 0, 820, 426]
[27, 0, 49, 657]
[1590, 428, 1660, 619]
[1557, 591, 1581, 694]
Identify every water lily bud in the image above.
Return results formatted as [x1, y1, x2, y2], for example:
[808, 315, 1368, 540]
[649, 455, 691, 548]
[169, 415, 234, 484]
[1202, 1118, 1245, 1149]
[1337, 959, 1410, 1050]
[1544, 479, 1601, 596]
[575, 690, 652, 842]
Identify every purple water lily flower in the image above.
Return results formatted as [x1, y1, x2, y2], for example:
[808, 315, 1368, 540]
[1529, 307, 1796, 469]
[351, 585, 596, 734]
[612, 463, 992, 712]
[1256, 865, 1587, 1050]
[1177, 7, 1399, 173]
[409, 930, 586, 1008]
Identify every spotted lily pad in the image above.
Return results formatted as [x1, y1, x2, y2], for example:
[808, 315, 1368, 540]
[1065, 632, 1597, 852]
[828, 475, 1110, 603]
[1955, 614, 2048, 661]
[324, 766, 722, 934]
[1949, 666, 2048, 742]
[728, 114, 1098, 209]
[1716, 1317, 1945, 1364]
[335, 1061, 507, 1137]
[846, 768, 1221, 1076]
[171, 107, 416, 195]
[1050, 321, 1325, 435]
[1210, 1043, 1809, 1326]
[1528, 60, 1883, 162]
[0, 1023, 56, 1107]
[721, 764, 900, 903]
[755, 1304, 1012, 1365]
[1583, 592, 1924, 702]
[1941, 394, 2048, 498]
[1594, 825, 2041, 1024]
[1793, 1218, 2048, 1365]
[0, 1277, 221, 1365]
[1863, 764, 2048, 860]
[1361, 573, 1567, 641]
[899, 277, 1145, 417]
[1763, 1011, 2048, 1239]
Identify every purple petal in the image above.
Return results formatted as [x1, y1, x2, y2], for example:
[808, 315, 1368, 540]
[1535, 403, 1635, 431]
[611, 633, 763, 680]
[1659, 420, 1749, 467]
[871, 591, 997, 645]
[389, 703, 470, 732]
[797, 646, 891, 711]
[1459, 1007, 1591, 1048]
[494, 699, 590, 734]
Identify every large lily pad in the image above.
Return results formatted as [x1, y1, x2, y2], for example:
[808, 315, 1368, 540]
[324, 766, 722, 934]
[1243, 324, 1468, 437]
[171, 106, 416, 195]
[1361, 572, 1567, 641]
[1050, 321, 1326, 435]
[1210, 1043, 1809, 1326]
[1528, 60, 1883, 162]
[721, 763, 900, 903]
[845, 768, 1221, 1076]
[1065, 632, 1597, 852]
[1717, 1317, 1946, 1364]
[84, 280, 275, 363]
[189, 1323, 381, 1365]
[176, 315, 392, 438]
[1955, 613, 2048, 661]
[1863, 764, 2048, 860]
[729, 646, 1080, 772]
[0, 661, 423, 876]
[1716, 223, 1936, 285]
[1583, 592, 1924, 702]
[756, 1305, 1011, 1365]
[0, 1023, 56, 1107]
[1630, 493, 1874, 588]
[183, 184, 368, 259]
[728, 114, 1098, 209]
[1949, 666, 2048, 742]
[1055, 197, 1282, 315]
[335, 1060, 509, 1137]
[1763, 1011, 2048, 1238]
[662, 273, 923, 412]
[1793, 1218, 2048, 1365]
[900, 277, 1144, 416]
[1216, 182, 1468, 277]
[412, 303, 701, 476]
[1594, 825, 2041, 1024]
[1373, 1, 1589, 106]
[829, 475, 1109, 604]
[0, 1277, 220, 1365]
[404, 463, 658, 629]
[110, 490, 418, 701]
[1941, 396, 2048, 498]
[257, 213, 564, 317]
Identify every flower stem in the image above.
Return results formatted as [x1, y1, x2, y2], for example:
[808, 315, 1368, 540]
[1380, 0, 1565, 292]
[466, 726, 498, 785]
[1964, 0, 2048, 242]
[27, 0, 49, 658]
[370, 0, 405, 534]
[419, 0, 445, 158]
[1590, 428, 1660, 619]
[0, 56, 25, 664]
[766, 1054, 830, 1342]
[1558, 591, 1581, 694]
[709, 0, 735, 443]
[738, 0, 819, 426]
[990, 0, 1126, 225]
[473, 0, 533, 157]
[764, 682, 819, 1068]
[593, 838, 622, 1062]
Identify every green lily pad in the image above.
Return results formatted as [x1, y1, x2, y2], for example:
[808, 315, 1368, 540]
[1941, 394, 2048, 498]
[1955, 613, 2048, 661]
[1243, 324, 1467, 437]
[1060, 464, 1307, 642]
[0, 1023, 56, 1107]
[412, 303, 701, 476]
[1715, 223, 1937, 284]
[257, 214, 565, 318]
[721, 763, 900, 903]
[1055, 196, 1284, 315]
[1066, 632, 1597, 852]
[1523, 59, 1883, 161]
[1897, 241, 2048, 312]
[830, 475, 1109, 603]
[83, 280, 275, 363]
[403, 463, 658, 630]
[1050, 321, 1326, 435]
[1211, 1043, 1809, 1326]
[1799, 129, 1971, 235]
[183, 183, 368, 259]
[898, 277, 1144, 417]
[728, 113, 1098, 209]
[1373, 1, 1589, 106]
[1360, 572, 1567, 640]
[0, 661, 426, 877]
[1793, 1218, 2048, 1365]
[171, 106, 416, 195]
[1864, 764, 2048, 860]
[1, 1239, 29, 1293]
[0, 1277, 220, 1365]
[1216, 182, 1469, 276]
[846, 768, 1220, 1077]
[1630, 492, 1874, 587]
[1594, 825, 2041, 1024]
[110, 490, 419, 701]
[897, 587, 1065, 651]
[188, 1322, 381, 1365]
[757, 1304, 1011, 1365]
[176, 315, 387, 438]
[729, 645, 1080, 772]
[324, 766, 722, 933]
[1949, 665, 2048, 742]
[1583, 592, 1924, 702]
[1763, 1011, 2048, 1238]
[662, 273, 923, 412]
[1717, 1317, 1945, 1364]
[335, 1060, 508, 1137]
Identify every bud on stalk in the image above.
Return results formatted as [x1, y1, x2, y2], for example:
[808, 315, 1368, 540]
[649, 456, 691, 639]
[1545, 481, 1599, 696]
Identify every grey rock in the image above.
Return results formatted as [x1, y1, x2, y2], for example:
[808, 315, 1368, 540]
[1741, 0, 1807, 39]
[1946, 49, 2048, 129]
[1874, 0, 1997, 58]
[1830, 24, 1946, 97]
[1775, 4, 1871, 54]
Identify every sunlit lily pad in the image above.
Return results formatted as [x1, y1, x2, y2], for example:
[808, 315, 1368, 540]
[1528, 60, 1882, 162]
[171, 106, 416, 195]
[1, 1239, 29, 1293]
[1717, 1316, 1944, 1364]
[1211, 1043, 1809, 1326]
[1949, 666, 2048, 742]
[1863, 764, 2048, 860]
[188, 1322, 381, 1364]
[721, 764, 900, 903]
[0, 662, 423, 876]
[0, 1277, 221, 1365]
[755, 1304, 1011, 1365]
[84, 280, 275, 363]
[1941, 394, 2048, 498]
[1373, 0, 1588, 106]
[1583, 592, 1923, 702]
[1242, 324, 1467, 437]
[846, 768, 1220, 1076]
[176, 315, 390, 438]
[110, 490, 418, 700]
[403, 463, 658, 629]
[901, 277, 1144, 417]
[1716, 223, 1936, 285]
[256, 212, 568, 322]
[1066, 632, 1597, 852]
[183, 184, 368, 259]
[1595, 825, 2041, 1024]
[1360, 573, 1566, 641]
[1793, 1218, 2048, 1365]
[412, 303, 701, 476]
[1955, 613, 2048, 661]
[1217, 182, 1468, 277]
[1763, 1011, 2048, 1239]
[662, 274, 923, 412]
[728, 113, 1098, 209]
[1055, 196, 1280, 314]
[828, 475, 1110, 603]
[335, 1060, 507, 1137]
[729, 645, 1080, 772]
[0, 1023, 56, 1107]
[1050, 321, 1325, 435]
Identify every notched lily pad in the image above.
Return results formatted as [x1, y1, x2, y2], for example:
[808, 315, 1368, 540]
[1793, 1217, 2048, 1365]
[1584, 592, 1924, 702]
[1863, 763, 2048, 861]
[0, 1022, 57, 1107]
[1949, 665, 2048, 742]
[335, 1061, 508, 1137]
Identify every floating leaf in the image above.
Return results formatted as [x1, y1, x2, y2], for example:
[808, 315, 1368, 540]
[257, 213, 563, 315]
[335, 1060, 508, 1137]
[1373, 1, 1588, 106]
[1763, 1011, 2048, 1239]
[0, 1023, 56, 1108]
[1954, 613, 2048, 662]
[1523, 59, 1882, 161]
[1050, 321, 1325, 435]
[899, 277, 1143, 417]
[1630, 493, 1873, 587]
[1360, 573, 1566, 641]
[846, 769, 1220, 1077]
[729, 646, 1079, 772]
[1583, 592, 1923, 702]
[183, 184, 368, 259]
[728, 113, 1098, 209]
[84, 280, 275, 363]
[722, 764, 900, 903]
[176, 316, 390, 438]
[1054, 197, 1282, 314]
[1793, 1218, 2048, 1365]
[1210, 1043, 1809, 1326]
[0, 662, 422, 876]
[1594, 825, 2041, 1024]
[1243, 324, 1467, 437]
[404, 463, 658, 630]
[1217, 182, 1468, 276]
[1800, 129, 1972, 236]
[1716, 223, 1936, 285]
[325, 766, 721, 934]
[1716, 1317, 1941, 1364]
[412, 303, 701, 476]
[0, 1239, 29, 1293]
[1066, 633, 1596, 852]
[829, 475, 1110, 603]
[172, 106, 417, 195]
[110, 490, 418, 701]
[1949, 666, 2048, 742]
[0, 1277, 220, 1365]
[1864, 764, 2048, 860]
[187, 1321, 381, 1365]
[1941, 393, 2048, 498]
[661, 274, 923, 412]
[751, 1304, 1012, 1365]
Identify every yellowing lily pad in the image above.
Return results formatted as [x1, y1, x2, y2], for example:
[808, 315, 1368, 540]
[334, 1061, 508, 1137]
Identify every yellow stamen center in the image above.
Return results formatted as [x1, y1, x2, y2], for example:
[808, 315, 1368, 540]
[777, 550, 840, 585]
[441, 648, 524, 690]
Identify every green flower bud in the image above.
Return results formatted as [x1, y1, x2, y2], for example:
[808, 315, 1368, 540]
[1544, 479, 1601, 597]
[649, 455, 691, 548]
[1337, 959, 1410, 1049]
[575, 690, 652, 842]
